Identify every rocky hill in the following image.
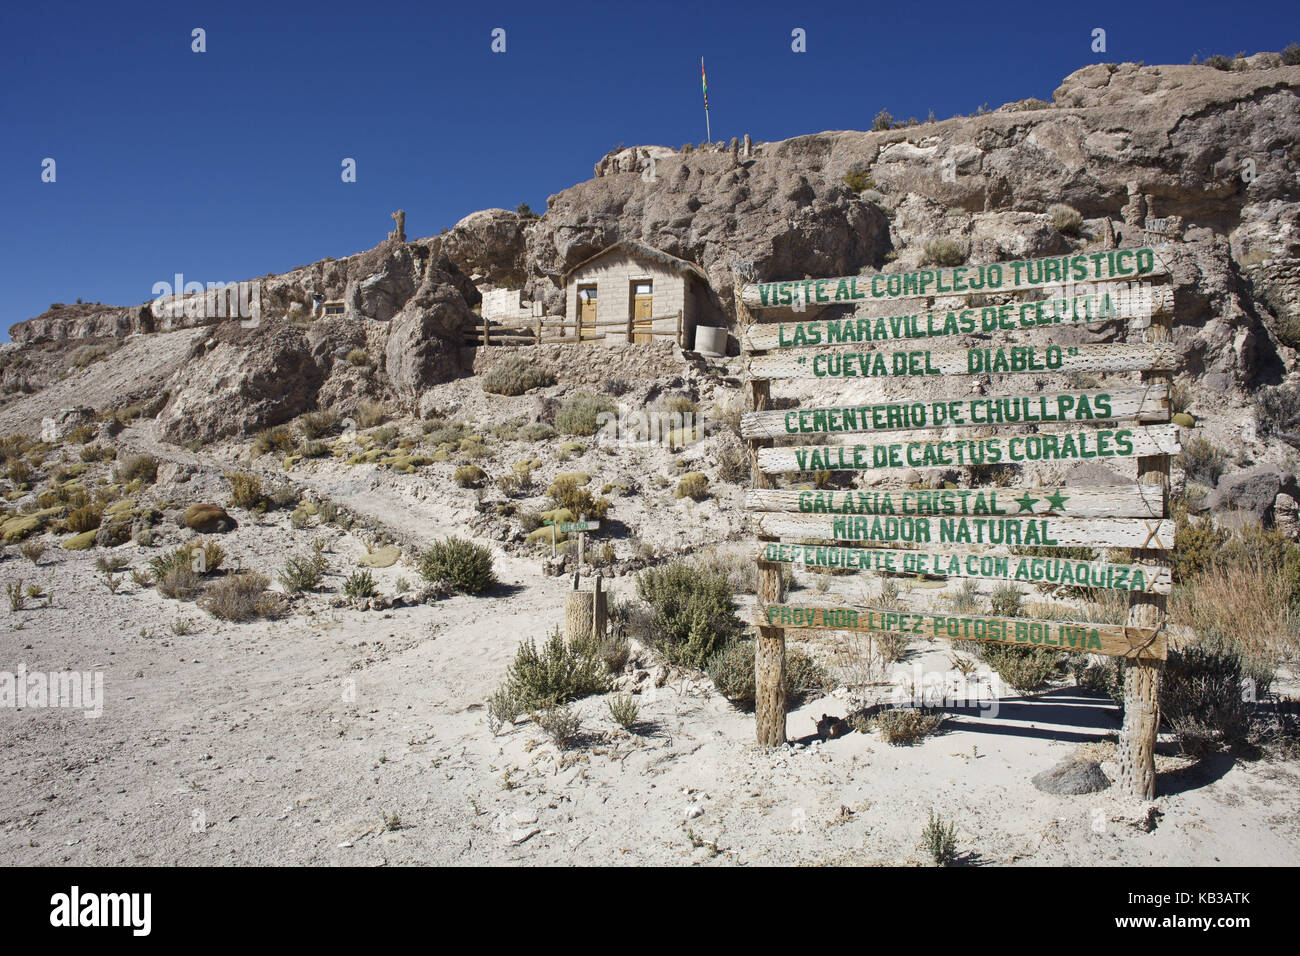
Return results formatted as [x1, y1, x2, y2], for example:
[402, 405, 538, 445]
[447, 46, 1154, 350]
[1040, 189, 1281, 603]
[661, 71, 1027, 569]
[5, 56, 1300, 454]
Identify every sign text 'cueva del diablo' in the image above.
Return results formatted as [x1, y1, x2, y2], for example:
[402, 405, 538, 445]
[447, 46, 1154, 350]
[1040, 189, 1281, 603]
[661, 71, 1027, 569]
[743, 484, 1166, 519]
[758, 541, 1171, 594]
[740, 285, 1174, 351]
[756, 423, 1180, 474]
[756, 604, 1166, 660]
[740, 247, 1171, 309]
[739, 385, 1169, 439]
[747, 341, 1177, 381]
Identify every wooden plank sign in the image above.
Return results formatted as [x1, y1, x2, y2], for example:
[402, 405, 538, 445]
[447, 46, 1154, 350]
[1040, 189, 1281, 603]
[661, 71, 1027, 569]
[743, 484, 1165, 519]
[740, 386, 1168, 440]
[756, 423, 1180, 474]
[753, 512, 1174, 550]
[748, 342, 1177, 381]
[740, 247, 1171, 310]
[756, 603, 1166, 660]
[548, 519, 600, 533]
[758, 541, 1171, 594]
[740, 285, 1174, 351]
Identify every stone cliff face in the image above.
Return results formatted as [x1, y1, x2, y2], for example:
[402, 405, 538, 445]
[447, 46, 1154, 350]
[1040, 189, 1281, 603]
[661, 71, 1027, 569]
[6, 57, 1299, 442]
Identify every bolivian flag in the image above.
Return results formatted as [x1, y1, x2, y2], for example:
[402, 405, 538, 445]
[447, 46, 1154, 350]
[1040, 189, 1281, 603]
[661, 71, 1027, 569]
[701, 58, 708, 109]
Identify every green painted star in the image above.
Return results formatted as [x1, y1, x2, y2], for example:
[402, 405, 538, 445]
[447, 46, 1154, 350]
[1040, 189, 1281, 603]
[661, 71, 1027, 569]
[1045, 489, 1070, 512]
[1014, 492, 1039, 513]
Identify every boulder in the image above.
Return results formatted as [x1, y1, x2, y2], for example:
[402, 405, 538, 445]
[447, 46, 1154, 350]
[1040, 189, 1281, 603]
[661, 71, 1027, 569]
[1203, 465, 1300, 524]
[440, 209, 528, 287]
[183, 503, 237, 533]
[154, 322, 323, 444]
[342, 239, 419, 322]
[384, 264, 475, 408]
[1032, 757, 1110, 795]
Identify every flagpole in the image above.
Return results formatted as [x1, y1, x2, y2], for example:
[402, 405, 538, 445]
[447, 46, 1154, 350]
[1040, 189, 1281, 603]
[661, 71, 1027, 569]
[702, 56, 711, 144]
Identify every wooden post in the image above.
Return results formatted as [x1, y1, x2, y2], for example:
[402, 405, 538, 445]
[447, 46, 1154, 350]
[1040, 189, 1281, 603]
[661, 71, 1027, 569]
[536, 315, 542, 346]
[482, 316, 490, 347]
[736, 265, 786, 747]
[676, 309, 683, 348]
[565, 577, 607, 645]
[593, 574, 603, 641]
[1120, 284, 1171, 800]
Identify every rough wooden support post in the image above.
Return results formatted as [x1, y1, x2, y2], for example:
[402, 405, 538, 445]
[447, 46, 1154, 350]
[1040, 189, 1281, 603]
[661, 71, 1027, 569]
[676, 309, 683, 348]
[565, 582, 606, 645]
[536, 315, 542, 346]
[626, 312, 633, 344]
[1120, 289, 1171, 800]
[482, 315, 489, 347]
[735, 267, 786, 747]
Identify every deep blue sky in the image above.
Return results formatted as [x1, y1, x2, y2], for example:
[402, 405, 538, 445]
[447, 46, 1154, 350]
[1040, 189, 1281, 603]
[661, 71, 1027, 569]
[2, 0, 1297, 337]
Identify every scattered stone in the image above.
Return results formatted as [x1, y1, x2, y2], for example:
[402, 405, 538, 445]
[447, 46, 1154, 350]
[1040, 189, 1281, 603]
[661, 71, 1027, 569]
[1032, 757, 1111, 795]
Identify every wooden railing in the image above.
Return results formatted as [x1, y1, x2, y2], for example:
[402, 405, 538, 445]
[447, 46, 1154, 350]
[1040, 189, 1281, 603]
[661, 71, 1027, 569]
[463, 310, 684, 347]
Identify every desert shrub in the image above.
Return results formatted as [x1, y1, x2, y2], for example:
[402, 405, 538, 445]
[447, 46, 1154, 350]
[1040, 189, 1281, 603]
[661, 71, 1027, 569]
[876, 631, 910, 663]
[948, 578, 981, 614]
[706, 640, 830, 708]
[1160, 636, 1253, 755]
[518, 422, 556, 442]
[715, 440, 749, 483]
[1284, 43, 1300, 66]
[251, 426, 296, 458]
[555, 392, 617, 436]
[1176, 436, 1227, 485]
[1204, 53, 1234, 70]
[675, 472, 709, 500]
[200, 572, 284, 621]
[607, 693, 640, 729]
[843, 168, 875, 193]
[345, 348, 369, 366]
[419, 536, 496, 595]
[921, 237, 966, 266]
[114, 454, 158, 485]
[1048, 203, 1083, 236]
[977, 643, 1063, 693]
[871, 108, 895, 131]
[6, 460, 33, 484]
[481, 357, 557, 396]
[79, 443, 115, 463]
[62, 504, 103, 534]
[278, 553, 325, 594]
[988, 582, 1023, 618]
[370, 425, 399, 449]
[636, 561, 744, 669]
[496, 628, 611, 712]
[298, 410, 341, 440]
[920, 809, 958, 865]
[454, 464, 487, 488]
[547, 477, 611, 521]
[227, 472, 265, 510]
[343, 569, 378, 599]
[19, 541, 46, 564]
[356, 399, 387, 428]
[156, 564, 203, 601]
[875, 708, 946, 746]
[1254, 382, 1300, 443]
[536, 703, 582, 749]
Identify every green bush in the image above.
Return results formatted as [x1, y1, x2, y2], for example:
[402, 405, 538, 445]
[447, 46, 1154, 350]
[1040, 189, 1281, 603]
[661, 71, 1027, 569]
[1160, 636, 1253, 755]
[299, 410, 342, 440]
[494, 628, 611, 713]
[871, 108, 895, 131]
[518, 422, 556, 442]
[227, 472, 265, 510]
[843, 168, 875, 193]
[920, 809, 958, 865]
[977, 643, 1063, 693]
[481, 357, 557, 396]
[114, 454, 157, 484]
[1048, 203, 1083, 236]
[636, 561, 743, 668]
[547, 476, 611, 520]
[200, 572, 284, 621]
[343, 569, 378, 600]
[675, 472, 709, 500]
[454, 464, 487, 488]
[1176, 436, 1227, 485]
[921, 238, 966, 267]
[420, 536, 496, 595]
[875, 708, 946, 746]
[555, 392, 617, 437]
[278, 553, 325, 594]
[706, 639, 830, 708]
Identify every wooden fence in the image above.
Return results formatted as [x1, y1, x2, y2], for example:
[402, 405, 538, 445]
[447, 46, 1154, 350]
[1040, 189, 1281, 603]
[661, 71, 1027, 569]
[462, 310, 684, 347]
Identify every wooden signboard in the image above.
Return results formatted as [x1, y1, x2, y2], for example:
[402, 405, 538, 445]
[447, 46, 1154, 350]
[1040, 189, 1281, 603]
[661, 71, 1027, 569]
[743, 484, 1165, 519]
[757, 424, 1180, 474]
[736, 242, 1175, 797]
[740, 386, 1169, 440]
[549, 519, 601, 533]
[740, 247, 1172, 310]
[758, 541, 1171, 594]
[753, 512, 1173, 550]
[748, 342, 1177, 381]
[755, 603, 1166, 660]
[740, 285, 1174, 351]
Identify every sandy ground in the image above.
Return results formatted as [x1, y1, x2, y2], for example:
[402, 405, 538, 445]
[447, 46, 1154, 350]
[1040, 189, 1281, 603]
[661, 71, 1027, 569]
[2, 378, 1299, 867]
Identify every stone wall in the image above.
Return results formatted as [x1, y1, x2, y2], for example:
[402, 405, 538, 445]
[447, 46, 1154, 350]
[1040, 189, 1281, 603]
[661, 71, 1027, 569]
[470, 340, 690, 387]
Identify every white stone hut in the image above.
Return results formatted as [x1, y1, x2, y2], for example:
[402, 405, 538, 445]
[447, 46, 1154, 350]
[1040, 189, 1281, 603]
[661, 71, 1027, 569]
[562, 241, 708, 346]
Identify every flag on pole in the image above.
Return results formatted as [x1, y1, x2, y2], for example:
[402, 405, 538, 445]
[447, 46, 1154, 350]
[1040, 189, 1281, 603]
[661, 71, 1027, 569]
[701, 58, 708, 110]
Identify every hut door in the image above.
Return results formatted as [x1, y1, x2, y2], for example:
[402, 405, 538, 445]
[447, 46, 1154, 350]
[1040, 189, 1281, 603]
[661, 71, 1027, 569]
[578, 285, 598, 339]
[632, 281, 653, 343]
